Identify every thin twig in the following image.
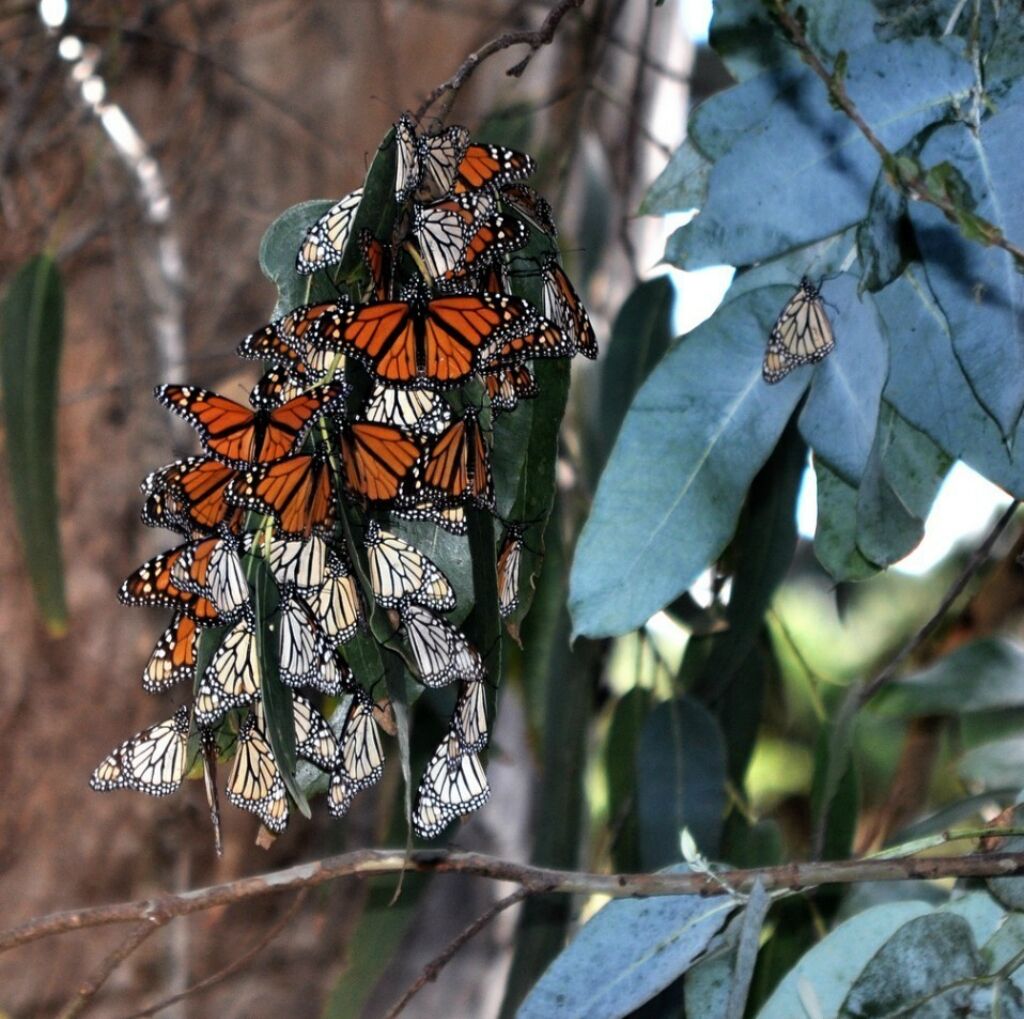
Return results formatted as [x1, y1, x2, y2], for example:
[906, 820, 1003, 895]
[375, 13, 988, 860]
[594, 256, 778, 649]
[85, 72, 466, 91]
[124, 890, 308, 1019]
[414, 0, 586, 121]
[382, 887, 529, 1019]
[771, 0, 1024, 267]
[860, 500, 1019, 703]
[54, 919, 165, 1019]
[9, 846, 1024, 955]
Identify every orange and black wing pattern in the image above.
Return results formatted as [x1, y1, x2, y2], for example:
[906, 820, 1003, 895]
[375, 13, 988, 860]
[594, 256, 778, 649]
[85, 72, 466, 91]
[416, 407, 492, 508]
[230, 452, 336, 539]
[156, 383, 347, 467]
[541, 256, 597, 360]
[484, 364, 538, 415]
[341, 422, 423, 503]
[143, 613, 198, 693]
[359, 230, 393, 301]
[446, 215, 528, 281]
[119, 547, 224, 624]
[452, 144, 535, 196]
[142, 456, 241, 534]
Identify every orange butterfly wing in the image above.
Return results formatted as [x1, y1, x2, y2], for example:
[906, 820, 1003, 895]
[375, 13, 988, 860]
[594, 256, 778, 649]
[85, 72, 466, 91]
[119, 548, 222, 623]
[453, 144, 535, 194]
[342, 422, 422, 503]
[231, 454, 335, 539]
[422, 411, 492, 506]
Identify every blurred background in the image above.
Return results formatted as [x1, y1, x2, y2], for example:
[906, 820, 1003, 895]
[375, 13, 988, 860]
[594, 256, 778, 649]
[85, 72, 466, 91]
[0, 1, 1017, 1017]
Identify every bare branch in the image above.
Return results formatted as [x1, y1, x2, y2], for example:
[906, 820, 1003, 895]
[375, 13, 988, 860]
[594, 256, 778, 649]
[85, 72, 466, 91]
[9, 847, 1024, 957]
[54, 919, 165, 1019]
[383, 887, 529, 1019]
[414, 0, 586, 121]
[771, 0, 1024, 267]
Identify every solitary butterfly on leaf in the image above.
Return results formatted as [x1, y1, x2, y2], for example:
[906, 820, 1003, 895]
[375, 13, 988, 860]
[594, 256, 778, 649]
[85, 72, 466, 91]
[762, 277, 835, 384]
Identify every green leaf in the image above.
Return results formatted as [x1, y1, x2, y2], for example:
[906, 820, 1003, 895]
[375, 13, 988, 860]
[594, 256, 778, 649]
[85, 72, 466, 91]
[0, 255, 67, 634]
[516, 866, 734, 1019]
[855, 404, 952, 567]
[798, 275, 888, 487]
[635, 697, 728, 864]
[810, 688, 860, 859]
[668, 40, 973, 269]
[641, 140, 711, 215]
[605, 686, 654, 872]
[959, 739, 1024, 789]
[813, 459, 880, 582]
[756, 902, 936, 1019]
[909, 77, 1024, 436]
[839, 913, 981, 1018]
[570, 287, 807, 639]
[875, 639, 1024, 717]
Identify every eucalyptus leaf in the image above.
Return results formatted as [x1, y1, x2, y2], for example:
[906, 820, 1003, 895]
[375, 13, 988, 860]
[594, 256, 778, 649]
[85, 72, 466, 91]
[641, 140, 711, 215]
[814, 459, 880, 582]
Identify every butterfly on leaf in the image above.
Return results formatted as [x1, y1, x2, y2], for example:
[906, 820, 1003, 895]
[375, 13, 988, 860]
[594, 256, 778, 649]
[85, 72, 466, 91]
[541, 254, 597, 360]
[277, 585, 323, 688]
[155, 383, 347, 468]
[412, 199, 475, 280]
[307, 550, 363, 646]
[244, 532, 330, 593]
[142, 613, 197, 694]
[399, 603, 485, 688]
[394, 113, 471, 203]
[91, 705, 191, 797]
[119, 547, 227, 626]
[452, 678, 489, 755]
[340, 421, 423, 504]
[484, 364, 537, 417]
[762, 276, 836, 384]
[169, 529, 250, 617]
[363, 382, 451, 436]
[452, 142, 535, 196]
[296, 188, 363, 275]
[364, 519, 455, 611]
[226, 711, 288, 834]
[497, 523, 527, 619]
[412, 729, 490, 838]
[194, 614, 260, 725]
[412, 405, 493, 509]
[260, 696, 338, 771]
[500, 183, 557, 237]
[141, 456, 241, 535]
[392, 497, 467, 536]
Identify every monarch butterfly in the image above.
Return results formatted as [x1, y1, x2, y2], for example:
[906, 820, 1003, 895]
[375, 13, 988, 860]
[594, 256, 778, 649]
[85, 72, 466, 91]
[90, 705, 191, 796]
[141, 456, 241, 535]
[364, 382, 451, 435]
[364, 519, 456, 611]
[392, 497, 468, 536]
[340, 421, 423, 503]
[277, 586, 322, 688]
[313, 292, 550, 390]
[227, 711, 288, 834]
[412, 730, 490, 838]
[194, 614, 260, 725]
[415, 405, 493, 508]
[156, 383, 347, 468]
[236, 321, 313, 378]
[484, 364, 538, 416]
[296, 187, 363, 275]
[119, 547, 225, 625]
[762, 276, 835, 383]
[170, 530, 249, 616]
[497, 523, 527, 619]
[336, 690, 385, 790]
[399, 603, 485, 688]
[307, 551, 363, 646]
[230, 451, 336, 540]
[500, 183, 557, 237]
[541, 255, 597, 360]
[450, 215, 528, 281]
[394, 114, 472, 202]
[284, 695, 339, 770]
[245, 532, 329, 593]
[452, 143, 535, 196]
[452, 678, 489, 755]
[249, 368, 309, 410]
[412, 199, 474, 280]
[314, 645, 354, 695]
[142, 613, 197, 693]
[359, 230, 394, 301]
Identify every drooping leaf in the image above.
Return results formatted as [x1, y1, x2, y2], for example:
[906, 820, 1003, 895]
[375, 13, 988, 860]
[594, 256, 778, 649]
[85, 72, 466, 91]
[0, 255, 67, 634]
[516, 867, 734, 1019]
[908, 77, 1024, 436]
[667, 40, 974, 269]
[813, 459, 881, 582]
[641, 140, 711, 215]
[570, 287, 807, 638]
[797, 274, 888, 487]
[875, 639, 1024, 717]
[857, 161, 916, 292]
[635, 696, 728, 865]
[839, 913, 981, 1018]
[605, 686, 654, 873]
[756, 902, 936, 1019]
[810, 687, 860, 859]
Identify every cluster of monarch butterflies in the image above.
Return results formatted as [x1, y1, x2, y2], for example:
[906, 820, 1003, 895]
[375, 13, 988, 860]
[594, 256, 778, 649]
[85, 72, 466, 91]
[91, 113, 596, 845]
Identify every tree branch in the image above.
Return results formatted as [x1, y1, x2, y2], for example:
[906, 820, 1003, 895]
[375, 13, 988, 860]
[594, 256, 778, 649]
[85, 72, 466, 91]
[414, 0, 585, 121]
[771, 0, 1024, 267]
[9, 847, 1024, 957]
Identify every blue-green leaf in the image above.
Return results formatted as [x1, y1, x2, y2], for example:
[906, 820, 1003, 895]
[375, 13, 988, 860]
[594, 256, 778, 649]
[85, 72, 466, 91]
[0, 255, 66, 634]
[516, 867, 734, 1019]
[757, 902, 936, 1019]
[797, 275, 888, 486]
[909, 78, 1024, 436]
[257, 200, 338, 318]
[569, 287, 806, 638]
[635, 697, 728, 865]
[874, 639, 1024, 717]
[855, 404, 952, 567]
[668, 40, 973, 269]
[641, 140, 711, 215]
[839, 914, 980, 1018]
[814, 459, 880, 582]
